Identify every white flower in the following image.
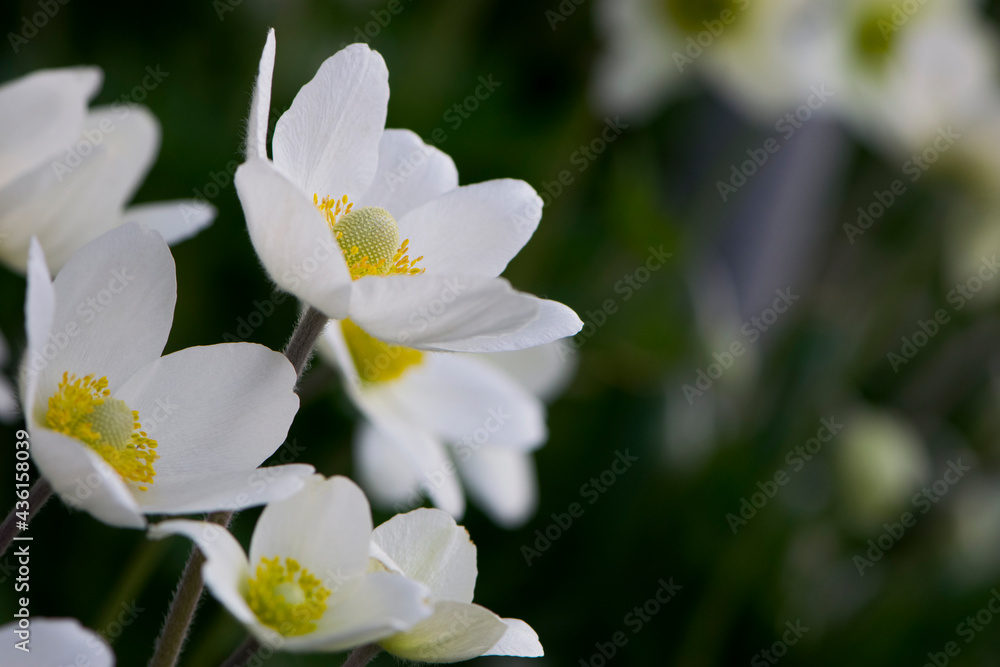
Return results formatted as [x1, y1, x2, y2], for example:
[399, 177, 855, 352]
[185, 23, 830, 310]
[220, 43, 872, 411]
[789, 0, 1000, 155]
[2, 617, 113, 665]
[21, 223, 312, 529]
[322, 321, 575, 527]
[370, 508, 544, 662]
[150, 475, 433, 652]
[592, 0, 813, 121]
[235, 30, 581, 352]
[0, 67, 215, 273]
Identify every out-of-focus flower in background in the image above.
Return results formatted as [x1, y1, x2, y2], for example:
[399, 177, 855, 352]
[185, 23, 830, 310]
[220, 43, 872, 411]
[1, 617, 114, 665]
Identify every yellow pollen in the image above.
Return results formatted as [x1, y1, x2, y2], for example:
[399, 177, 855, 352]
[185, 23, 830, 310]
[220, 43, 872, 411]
[315, 195, 425, 280]
[244, 557, 331, 637]
[341, 319, 424, 384]
[44, 373, 158, 490]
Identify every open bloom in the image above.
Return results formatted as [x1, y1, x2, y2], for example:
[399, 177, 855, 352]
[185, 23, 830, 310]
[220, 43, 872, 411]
[151, 475, 433, 652]
[2, 617, 113, 665]
[0, 67, 214, 273]
[322, 321, 574, 527]
[235, 30, 581, 352]
[370, 508, 543, 662]
[21, 223, 312, 529]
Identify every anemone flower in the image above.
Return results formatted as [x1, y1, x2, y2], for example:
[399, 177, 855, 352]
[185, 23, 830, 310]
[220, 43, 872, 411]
[1, 617, 114, 665]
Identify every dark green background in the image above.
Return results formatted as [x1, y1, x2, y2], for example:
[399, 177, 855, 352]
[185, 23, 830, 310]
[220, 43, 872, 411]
[3, 0, 1000, 665]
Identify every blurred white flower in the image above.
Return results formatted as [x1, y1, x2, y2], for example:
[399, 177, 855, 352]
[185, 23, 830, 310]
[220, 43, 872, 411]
[947, 476, 1000, 586]
[21, 223, 311, 528]
[1, 617, 113, 665]
[835, 407, 929, 531]
[592, 0, 814, 121]
[0, 328, 19, 423]
[151, 476, 433, 652]
[371, 508, 543, 662]
[236, 30, 581, 352]
[323, 322, 575, 528]
[0, 67, 214, 274]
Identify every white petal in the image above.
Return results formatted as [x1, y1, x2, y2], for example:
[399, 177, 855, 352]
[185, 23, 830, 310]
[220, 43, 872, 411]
[0, 67, 102, 191]
[371, 508, 477, 604]
[483, 340, 577, 402]
[348, 275, 535, 351]
[399, 179, 541, 278]
[280, 571, 433, 653]
[356, 410, 466, 518]
[0, 617, 113, 666]
[272, 44, 388, 199]
[483, 617, 544, 657]
[31, 428, 145, 529]
[387, 353, 546, 449]
[235, 158, 352, 317]
[35, 223, 175, 403]
[133, 464, 314, 515]
[21, 238, 55, 419]
[249, 475, 372, 578]
[354, 420, 423, 509]
[379, 601, 507, 663]
[0, 104, 161, 273]
[149, 519, 256, 626]
[122, 200, 216, 246]
[455, 446, 538, 529]
[246, 28, 276, 160]
[114, 343, 298, 477]
[358, 129, 458, 220]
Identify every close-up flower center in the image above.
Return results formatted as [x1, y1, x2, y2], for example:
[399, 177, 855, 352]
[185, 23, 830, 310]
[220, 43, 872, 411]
[341, 318, 424, 384]
[244, 556, 331, 637]
[853, 6, 899, 67]
[44, 373, 159, 490]
[662, 0, 746, 36]
[315, 195, 425, 280]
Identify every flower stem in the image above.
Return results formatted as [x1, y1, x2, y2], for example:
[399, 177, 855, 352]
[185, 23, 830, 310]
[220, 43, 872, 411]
[0, 478, 52, 558]
[219, 634, 262, 667]
[147, 510, 233, 667]
[342, 644, 382, 667]
[284, 305, 329, 378]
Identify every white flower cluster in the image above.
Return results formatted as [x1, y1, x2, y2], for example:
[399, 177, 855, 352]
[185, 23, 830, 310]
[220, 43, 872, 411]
[1, 29, 582, 665]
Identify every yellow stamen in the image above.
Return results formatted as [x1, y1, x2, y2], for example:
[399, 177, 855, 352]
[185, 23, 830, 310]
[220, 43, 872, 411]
[244, 557, 331, 637]
[341, 319, 424, 384]
[315, 195, 425, 280]
[44, 373, 158, 490]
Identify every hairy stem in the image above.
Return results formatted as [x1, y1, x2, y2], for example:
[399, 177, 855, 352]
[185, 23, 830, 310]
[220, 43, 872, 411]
[342, 644, 382, 667]
[0, 478, 52, 558]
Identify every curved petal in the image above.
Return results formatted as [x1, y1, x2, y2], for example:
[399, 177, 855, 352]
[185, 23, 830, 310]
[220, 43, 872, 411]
[354, 421, 423, 509]
[379, 601, 507, 663]
[280, 571, 433, 653]
[149, 519, 256, 626]
[133, 464, 314, 515]
[272, 44, 388, 200]
[0, 617, 113, 666]
[235, 158, 352, 318]
[483, 340, 577, 402]
[246, 28, 276, 160]
[483, 618, 544, 657]
[455, 445, 538, 529]
[114, 343, 299, 477]
[36, 223, 175, 402]
[21, 238, 55, 420]
[0, 104, 161, 273]
[398, 179, 541, 278]
[386, 353, 547, 450]
[0, 67, 102, 191]
[249, 475, 372, 579]
[31, 427, 145, 529]
[123, 200, 216, 246]
[358, 129, 459, 220]
[371, 508, 477, 604]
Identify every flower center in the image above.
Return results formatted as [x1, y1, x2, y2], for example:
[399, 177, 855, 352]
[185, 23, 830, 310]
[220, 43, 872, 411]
[661, 0, 745, 36]
[244, 556, 331, 637]
[853, 6, 898, 67]
[341, 319, 424, 384]
[315, 195, 424, 280]
[44, 373, 158, 490]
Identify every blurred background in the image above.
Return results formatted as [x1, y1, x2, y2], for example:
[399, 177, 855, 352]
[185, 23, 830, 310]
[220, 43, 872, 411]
[4, 0, 1000, 664]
